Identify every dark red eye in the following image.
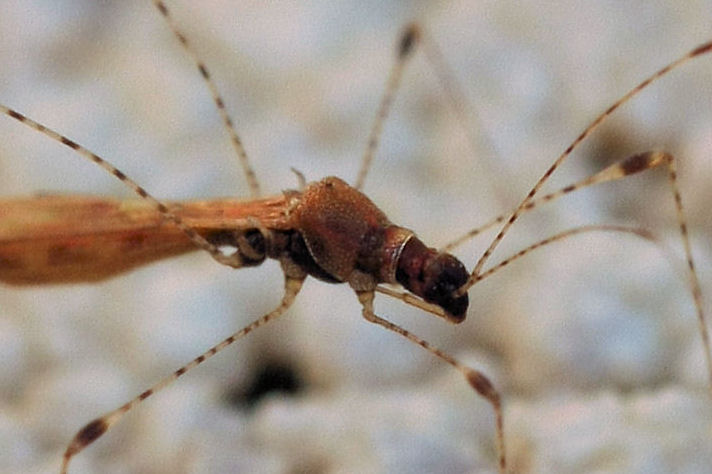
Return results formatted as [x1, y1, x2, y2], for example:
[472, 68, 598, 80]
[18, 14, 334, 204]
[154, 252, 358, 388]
[422, 253, 469, 322]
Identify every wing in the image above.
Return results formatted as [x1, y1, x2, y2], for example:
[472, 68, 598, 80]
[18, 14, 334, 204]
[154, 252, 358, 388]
[0, 194, 290, 285]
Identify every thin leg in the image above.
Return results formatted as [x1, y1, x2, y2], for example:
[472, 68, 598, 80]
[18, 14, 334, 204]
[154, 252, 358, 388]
[356, 290, 506, 473]
[441, 151, 671, 252]
[60, 275, 304, 474]
[465, 41, 712, 286]
[355, 24, 419, 190]
[151, 0, 261, 197]
[476, 225, 656, 282]
[463, 151, 712, 392]
[663, 156, 711, 391]
[0, 104, 244, 269]
[355, 23, 507, 199]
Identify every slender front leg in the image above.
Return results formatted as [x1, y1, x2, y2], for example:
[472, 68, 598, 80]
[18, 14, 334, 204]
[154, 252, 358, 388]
[356, 290, 506, 473]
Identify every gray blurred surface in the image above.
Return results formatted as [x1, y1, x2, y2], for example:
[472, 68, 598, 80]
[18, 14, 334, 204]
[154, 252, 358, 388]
[1, 1, 712, 473]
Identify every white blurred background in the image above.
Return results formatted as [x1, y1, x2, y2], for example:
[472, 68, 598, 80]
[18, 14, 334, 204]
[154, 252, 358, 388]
[1, 1, 712, 473]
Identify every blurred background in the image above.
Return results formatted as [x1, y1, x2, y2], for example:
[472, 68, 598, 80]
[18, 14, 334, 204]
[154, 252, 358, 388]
[1, 1, 711, 473]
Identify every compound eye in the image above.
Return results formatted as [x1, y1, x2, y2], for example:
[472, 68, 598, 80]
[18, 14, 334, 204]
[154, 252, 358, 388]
[422, 253, 469, 323]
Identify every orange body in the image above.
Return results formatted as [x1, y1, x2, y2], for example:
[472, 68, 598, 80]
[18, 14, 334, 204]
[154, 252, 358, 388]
[0, 177, 469, 321]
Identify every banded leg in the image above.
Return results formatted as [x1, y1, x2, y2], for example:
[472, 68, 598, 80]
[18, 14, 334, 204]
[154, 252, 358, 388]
[467, 151, 711, 391]
[443, 151, 678, 252]
[0, 104, 249, 269]
[60, 275, 305, 474]
[151, 0, 261, 197]
[356, 290, 506, 473]
[355, 24, 420, 190]
[355, 23, 505, 198]
[450, 149, 711, 391]
[464, 41, 712, 286]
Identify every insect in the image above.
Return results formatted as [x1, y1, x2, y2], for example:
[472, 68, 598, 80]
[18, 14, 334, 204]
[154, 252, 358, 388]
[1, 0, 712, 474]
